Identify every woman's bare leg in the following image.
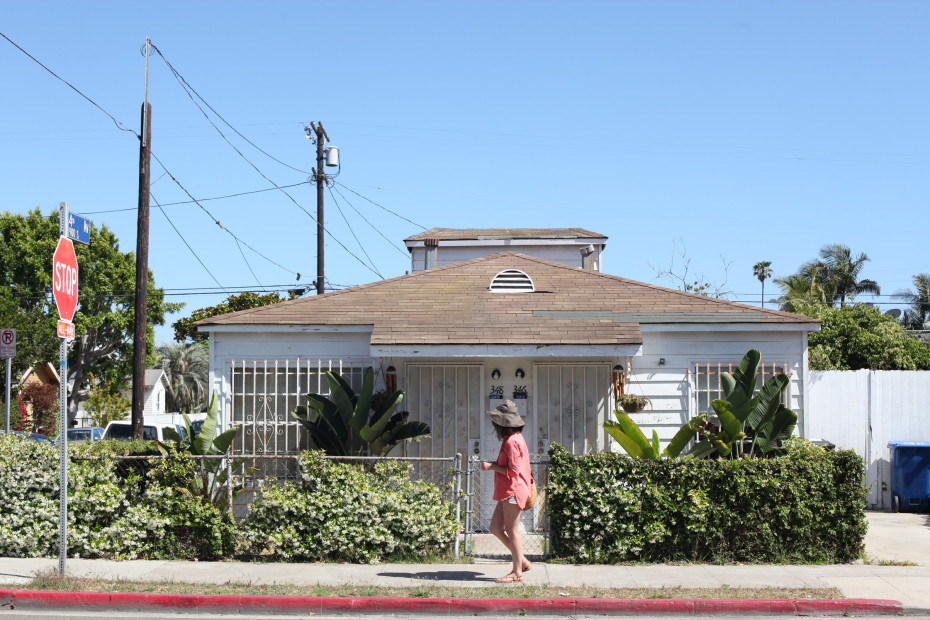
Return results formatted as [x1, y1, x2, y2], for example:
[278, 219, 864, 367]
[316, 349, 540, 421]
[501, 502, 525, 578]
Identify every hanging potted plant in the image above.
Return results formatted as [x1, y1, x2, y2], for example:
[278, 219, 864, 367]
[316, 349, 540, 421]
[618, 393, 651, 414]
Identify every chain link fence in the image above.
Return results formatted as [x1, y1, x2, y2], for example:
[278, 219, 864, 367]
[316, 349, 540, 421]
[463, 455, 550, 559]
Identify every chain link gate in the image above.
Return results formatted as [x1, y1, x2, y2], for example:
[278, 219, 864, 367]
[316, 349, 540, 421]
[462, 455, 550, 560]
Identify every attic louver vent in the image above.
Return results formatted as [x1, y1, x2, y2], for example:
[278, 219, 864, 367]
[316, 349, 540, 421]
[490, 269, 535, 293]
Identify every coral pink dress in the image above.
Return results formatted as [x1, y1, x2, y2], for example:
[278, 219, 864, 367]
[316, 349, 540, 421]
[492, 432, 532, 508]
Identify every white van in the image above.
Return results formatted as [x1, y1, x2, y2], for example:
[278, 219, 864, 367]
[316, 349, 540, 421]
[102, 421, 189, 442]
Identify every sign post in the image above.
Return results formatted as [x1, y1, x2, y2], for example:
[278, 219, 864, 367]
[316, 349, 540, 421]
[54, 202, 79, 576]
[1, 328, 14, 434]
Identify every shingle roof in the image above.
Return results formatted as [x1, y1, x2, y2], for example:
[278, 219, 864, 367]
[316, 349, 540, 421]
[404, 228, 607, 242]
[197, 253, 818, 345]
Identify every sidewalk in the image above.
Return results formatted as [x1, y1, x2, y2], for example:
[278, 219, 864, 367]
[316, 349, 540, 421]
[0, 511, 927, 616]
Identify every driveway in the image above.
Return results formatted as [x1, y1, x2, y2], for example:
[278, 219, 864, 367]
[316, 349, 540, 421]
[865, 510, 930, 565]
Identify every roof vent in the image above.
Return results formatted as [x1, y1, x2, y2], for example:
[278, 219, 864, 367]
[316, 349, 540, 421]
[490, 269, 535, 293]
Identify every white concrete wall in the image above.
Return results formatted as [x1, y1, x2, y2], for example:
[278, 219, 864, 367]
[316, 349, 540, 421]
[808, 370, 930, 509]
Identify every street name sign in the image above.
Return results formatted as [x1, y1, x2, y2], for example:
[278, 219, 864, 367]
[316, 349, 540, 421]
[56, 321, 75, 340]
[66, 212, 91, 246]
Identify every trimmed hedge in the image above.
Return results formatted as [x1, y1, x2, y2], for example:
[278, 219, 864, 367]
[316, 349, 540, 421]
[548, 439, 867, 564]
[241, 451, 459, 563]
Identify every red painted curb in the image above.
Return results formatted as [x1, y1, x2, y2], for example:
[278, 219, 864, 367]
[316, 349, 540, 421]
[0, 589, 906, 616]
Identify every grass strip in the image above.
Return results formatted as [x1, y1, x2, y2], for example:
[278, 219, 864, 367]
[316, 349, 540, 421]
[25, 575, 842, 601]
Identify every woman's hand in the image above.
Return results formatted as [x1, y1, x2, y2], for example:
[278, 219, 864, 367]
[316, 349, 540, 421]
[480, 461, 493, 471]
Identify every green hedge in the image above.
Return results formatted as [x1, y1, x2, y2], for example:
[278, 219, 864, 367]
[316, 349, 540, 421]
[547, 439, 867, 564]
[241, 451, 459, 563]
[0, 437, 233, 560]
[0, 437, 457, 563]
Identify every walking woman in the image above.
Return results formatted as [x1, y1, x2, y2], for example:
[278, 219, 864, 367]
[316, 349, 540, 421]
[481, 400, 532, 583]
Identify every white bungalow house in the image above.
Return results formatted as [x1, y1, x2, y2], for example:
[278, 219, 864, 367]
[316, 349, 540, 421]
[198, 228, 820, 465]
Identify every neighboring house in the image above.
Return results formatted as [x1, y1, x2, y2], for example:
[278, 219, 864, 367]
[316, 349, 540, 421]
[18, 363, 61, 427]
[143, 369, 169, 417]
[114, 369, 169, 418]
[20, 363, 60, 390]
[198, 228, 820, 466]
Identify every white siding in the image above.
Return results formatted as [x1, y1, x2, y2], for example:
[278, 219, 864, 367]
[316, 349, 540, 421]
[623, 329, 808, 449]
[410, 244, 603, 272]
[809, 370, 930, 509]
[143, 381, 166, 416]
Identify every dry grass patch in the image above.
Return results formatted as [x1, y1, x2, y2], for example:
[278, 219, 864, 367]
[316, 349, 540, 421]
[26, 574, 841, 600]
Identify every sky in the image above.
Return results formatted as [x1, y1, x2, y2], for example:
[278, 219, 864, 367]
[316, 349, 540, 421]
[2, 1, 928, 345]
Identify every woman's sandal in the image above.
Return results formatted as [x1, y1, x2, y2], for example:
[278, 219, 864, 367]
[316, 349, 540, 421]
[495, 573, 523, 583]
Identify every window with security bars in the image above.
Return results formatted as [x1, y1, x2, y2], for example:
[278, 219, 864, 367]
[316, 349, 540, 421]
[229, 360, 366, 457]
[691, 360, 789, 416]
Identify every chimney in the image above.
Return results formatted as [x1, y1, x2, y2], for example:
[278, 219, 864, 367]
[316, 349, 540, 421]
[424, 238, 439, 270]
[580, 244, 595, 271]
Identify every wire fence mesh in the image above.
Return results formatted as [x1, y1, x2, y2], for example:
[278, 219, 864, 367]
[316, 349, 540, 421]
[463, 455, 550, 559]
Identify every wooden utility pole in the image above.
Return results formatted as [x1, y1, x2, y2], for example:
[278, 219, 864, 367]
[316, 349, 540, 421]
[131, 38, 151, 439]
[307, 122, 329, 295]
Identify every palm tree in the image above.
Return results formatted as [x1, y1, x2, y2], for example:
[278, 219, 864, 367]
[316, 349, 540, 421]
[801, 244, 880, 307]
[773, 272, 828, 314]
[156, 341, 209, 413]
[752, 261, 773, 308]
[893, 273, 930, 330]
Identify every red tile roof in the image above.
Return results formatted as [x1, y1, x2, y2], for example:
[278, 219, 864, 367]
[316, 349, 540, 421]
[197, 253, 817, 345]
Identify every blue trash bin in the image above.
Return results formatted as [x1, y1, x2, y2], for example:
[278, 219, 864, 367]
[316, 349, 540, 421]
[887, 441, 930, 513]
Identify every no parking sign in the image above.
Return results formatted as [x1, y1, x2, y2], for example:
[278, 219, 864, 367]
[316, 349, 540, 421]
[0, 328, 15, 358]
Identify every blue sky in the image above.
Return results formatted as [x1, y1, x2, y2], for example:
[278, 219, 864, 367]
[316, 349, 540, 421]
[3, 1, 927, 344]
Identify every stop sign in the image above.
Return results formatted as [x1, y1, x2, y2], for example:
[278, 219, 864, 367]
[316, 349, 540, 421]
[52, 236, 79, 322]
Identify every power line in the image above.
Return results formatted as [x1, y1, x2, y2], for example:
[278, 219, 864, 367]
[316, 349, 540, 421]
[80, 181, 310, 214]
[0, 31, 138, 136]
[150, 42, 381, 280]
[151, 193, 226, 291]
[334, 182, 428, 230]
[327, 185, 383, 279]
[331, 185, 410, 259]
[150, 43, 310, 175]
[149, 151, 300, 280]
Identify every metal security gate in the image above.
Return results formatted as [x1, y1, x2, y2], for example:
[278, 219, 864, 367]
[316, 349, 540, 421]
[534, 364, 611, 454]
[404, 365, 482, 503]
[228, 359, 365, 479]
[404, 365, 482, 459]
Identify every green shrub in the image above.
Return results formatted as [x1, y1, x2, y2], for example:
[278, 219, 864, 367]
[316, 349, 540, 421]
[547, 439, 867, 564]
[0, 435, 233, 560]
[241, 451, 458, 563]
[0, 434, 168, 559]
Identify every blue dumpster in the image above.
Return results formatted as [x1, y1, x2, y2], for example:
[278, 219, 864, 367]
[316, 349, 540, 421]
[887, 441, 930, 512]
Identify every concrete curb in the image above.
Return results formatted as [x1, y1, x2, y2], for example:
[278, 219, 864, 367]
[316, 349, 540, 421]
[0, 589, 909, 616]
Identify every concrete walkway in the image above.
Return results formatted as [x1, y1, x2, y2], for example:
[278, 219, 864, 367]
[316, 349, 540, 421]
[0, 511, 928, 615]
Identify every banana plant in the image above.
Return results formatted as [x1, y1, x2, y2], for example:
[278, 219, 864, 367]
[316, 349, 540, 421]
[291, 366, 430, 457]
[686, 349, 797, 458]
[161, 391, 243, 509]
[604, 408, 697, 459]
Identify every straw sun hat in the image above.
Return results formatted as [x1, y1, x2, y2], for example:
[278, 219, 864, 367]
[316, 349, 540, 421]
[487, 400, 525, 428]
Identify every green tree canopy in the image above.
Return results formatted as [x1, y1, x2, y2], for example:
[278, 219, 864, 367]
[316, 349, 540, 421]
[0, 207, 180, 421]
[172, 291, 285, 342]
[801, 304, 930, 370]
